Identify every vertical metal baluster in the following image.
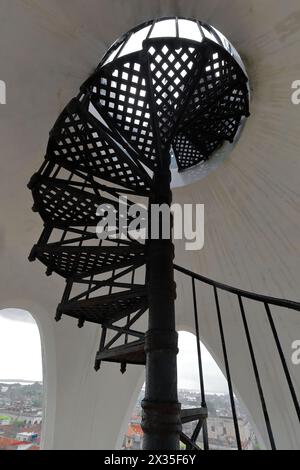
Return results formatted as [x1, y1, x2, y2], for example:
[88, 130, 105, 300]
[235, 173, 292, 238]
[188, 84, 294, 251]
[175, 17, 179, 38]
[95, 325, 107, 372]
[55, 278, 73, 322]
[115, 32, 132, 60]
[145, 19, 156, 40]
[28, 225, 52, 263]
[238, 295, 276, 449]
[108, 245, 116, 296]
[94, 237, 105, 371]
[214, 286, 242, 450]
[264, 303, 300, 422]
[192, 277, 209, 450]
[124, 267, 135, 345]
[196, 20, 205, 42]
[121, 242, 132, 374]
[206, 24, 223, 46]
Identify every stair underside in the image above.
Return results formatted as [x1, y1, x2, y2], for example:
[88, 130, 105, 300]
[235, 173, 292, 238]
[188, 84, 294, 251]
[180, 407, 208, 450]
[181, 407, 208, 424]
[96, 339, 146, 365]
[31, 244, 145, 278]
[57, 289, 148, 325]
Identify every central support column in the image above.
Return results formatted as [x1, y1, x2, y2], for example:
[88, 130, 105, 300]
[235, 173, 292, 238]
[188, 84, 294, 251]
[141, 154, 181, 450]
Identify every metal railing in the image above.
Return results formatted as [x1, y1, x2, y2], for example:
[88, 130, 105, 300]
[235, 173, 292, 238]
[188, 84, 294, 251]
[174, 264, 300, 450]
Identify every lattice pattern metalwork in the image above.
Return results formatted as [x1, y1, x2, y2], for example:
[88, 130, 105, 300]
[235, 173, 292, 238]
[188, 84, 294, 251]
[85, 62, 159, 171]
[29, 17, 249, 378]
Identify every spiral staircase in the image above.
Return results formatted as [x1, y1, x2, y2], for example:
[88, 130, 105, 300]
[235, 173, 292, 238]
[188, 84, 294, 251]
[28, 18, 250, 449]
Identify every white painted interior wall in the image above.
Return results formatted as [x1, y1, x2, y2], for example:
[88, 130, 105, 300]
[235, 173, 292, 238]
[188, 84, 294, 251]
[0, 0, 299, 449]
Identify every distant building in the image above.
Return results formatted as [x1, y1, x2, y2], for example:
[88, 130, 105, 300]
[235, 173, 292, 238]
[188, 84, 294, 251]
[204, 416, 256, 450]
[0, 418, 10, 426]
[16, 432, 38, 442]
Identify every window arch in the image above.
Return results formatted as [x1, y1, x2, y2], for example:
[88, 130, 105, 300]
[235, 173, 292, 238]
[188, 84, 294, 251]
[121, 331, 259, 450]
[0, 308, 43, 450]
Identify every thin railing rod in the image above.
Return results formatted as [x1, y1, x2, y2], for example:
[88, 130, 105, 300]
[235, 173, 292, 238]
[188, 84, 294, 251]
[120, 269, 137, 373]
[264, 302, 300, 422]
[191, 418, 204, 446]
[125, 269, 136, 345]
[175, 17, 179, 38]
[214, 286, 242, 450]
[192, 278, 206, 405]
[238, 295, 276, 450]
[145, 19, 156, 40]
[95, 325, 107, 371]
[192, 278, 209, 450]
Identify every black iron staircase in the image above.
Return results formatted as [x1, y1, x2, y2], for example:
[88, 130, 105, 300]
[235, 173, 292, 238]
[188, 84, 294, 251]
[28, 17, 252, 450]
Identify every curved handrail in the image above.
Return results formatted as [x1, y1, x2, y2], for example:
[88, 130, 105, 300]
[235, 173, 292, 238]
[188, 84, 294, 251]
[174, 264, 300, 311]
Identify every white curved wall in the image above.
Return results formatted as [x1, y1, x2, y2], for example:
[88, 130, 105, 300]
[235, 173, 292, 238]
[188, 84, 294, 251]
[0, 0, 299, 449]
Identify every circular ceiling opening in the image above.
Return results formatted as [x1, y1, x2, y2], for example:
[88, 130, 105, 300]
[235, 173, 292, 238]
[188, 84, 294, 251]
[98, 17, 250, 188]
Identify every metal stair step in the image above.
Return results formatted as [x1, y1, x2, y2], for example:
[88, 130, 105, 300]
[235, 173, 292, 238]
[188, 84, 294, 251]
[57, 288, 148, 325]
[96, 339, 146, 366]
[30, 244, 145, 278]
[29, 175, 107, 227]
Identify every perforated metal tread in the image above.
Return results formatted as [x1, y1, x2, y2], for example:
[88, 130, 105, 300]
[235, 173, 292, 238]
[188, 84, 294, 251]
[46, 98, 153, 194]
[30, 174, 107, 227]
[30, 244, 145, 278]
[95, 339, 146, 366]
[29, 174, 142, 228]
[56, 288, 148, 325]
[172, 133, 221, 170]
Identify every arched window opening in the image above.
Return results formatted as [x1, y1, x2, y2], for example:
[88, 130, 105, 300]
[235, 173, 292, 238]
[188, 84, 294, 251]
[0, 309, 43, 450]
[122, 331, 259, 450]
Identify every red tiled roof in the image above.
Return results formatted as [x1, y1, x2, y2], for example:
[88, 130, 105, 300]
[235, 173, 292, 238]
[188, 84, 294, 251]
[0, 436, 28, 449]
[126, 424, 143, 437]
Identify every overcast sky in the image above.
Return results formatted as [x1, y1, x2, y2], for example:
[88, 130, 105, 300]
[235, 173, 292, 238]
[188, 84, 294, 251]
[0, 309, 43, 381]
[0, 309, 228, 393]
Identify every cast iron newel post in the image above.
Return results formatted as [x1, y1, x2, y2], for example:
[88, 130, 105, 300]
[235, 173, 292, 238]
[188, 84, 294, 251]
[141, 151, 181, 450]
